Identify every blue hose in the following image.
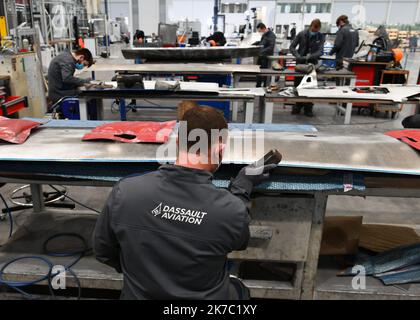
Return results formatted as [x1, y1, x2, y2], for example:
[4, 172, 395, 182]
[0, 233, 90, 299]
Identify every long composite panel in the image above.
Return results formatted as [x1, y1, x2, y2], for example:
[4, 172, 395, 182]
[0, 126, 419, 176]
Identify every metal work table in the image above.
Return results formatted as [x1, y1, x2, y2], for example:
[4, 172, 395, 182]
[259, 70, 357, 123]
[79, 63, 262, 123]
[0, 121, 420, 299]
[267, 55, 296, 61]
[264, 92, 420, 125]
[121, 46, 261, 61]
[78, 82, 265, 123]
[259, 68, 357, 86]
[82, 63, 261, 76]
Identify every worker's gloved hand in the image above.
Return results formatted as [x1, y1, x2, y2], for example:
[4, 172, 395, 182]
[229, 163, 277, 199]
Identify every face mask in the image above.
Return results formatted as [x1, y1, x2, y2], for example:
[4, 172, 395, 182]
[75, 62, 84, 70]
[309, 31, 318, 37]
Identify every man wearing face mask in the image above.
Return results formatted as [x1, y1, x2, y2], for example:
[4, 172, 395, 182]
[289, 19, 325, 117]
[93, 106, 277, 300]
[47, 48, 94, 106]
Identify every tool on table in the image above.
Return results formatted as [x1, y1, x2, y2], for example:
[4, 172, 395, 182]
[262, 149, 282, 165]
[115, 74, 145, 89]
[254, 149, 282, 167]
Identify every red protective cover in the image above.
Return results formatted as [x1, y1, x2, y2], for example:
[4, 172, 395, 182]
[82, 120, 177, 144]
[385, 130, 420, 151]
[0, 116, 41, 144]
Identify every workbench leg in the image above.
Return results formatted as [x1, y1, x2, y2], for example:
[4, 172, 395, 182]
[231, 74, 240, 122]
[79, 98, 88, 121]
[96, 99, 104, 120]
[245, 101, 254, 124]
[344, 103, 353, 125]
[119, 98, 127, 121]
[30, 184, 44, 213]
[300, 193, 328, 300]
[280, 75, 286, 88]
[264, 101, 274, 124]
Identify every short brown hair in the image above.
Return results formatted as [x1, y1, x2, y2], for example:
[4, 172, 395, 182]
[310, 19, 321, 30]
[181, 106, 228, 150]
[74, 48, 94, 67]
[177, 100, 198, 120]
[336, 15, 349, 26]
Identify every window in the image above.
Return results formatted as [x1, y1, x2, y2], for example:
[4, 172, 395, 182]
[279, 3, 302, 14]
[221, 3, 247, 14]
[279, 2, 331, 14]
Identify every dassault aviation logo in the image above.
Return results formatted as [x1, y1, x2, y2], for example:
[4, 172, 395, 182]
[151, 203, 162, 216]
[150, 202, 207, 225]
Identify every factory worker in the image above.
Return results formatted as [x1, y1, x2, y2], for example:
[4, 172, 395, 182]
[253, 22, 276, 87]
[93, 106, 276, 300]
[289, 19, 325, 117]
[205, 31, 227, 46]
[133, 29, 145, 45]
[330, 15, 359, 70]
[47, 48, 94, 107]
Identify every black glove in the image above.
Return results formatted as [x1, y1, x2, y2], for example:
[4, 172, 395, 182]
[229, 163, 277, 200]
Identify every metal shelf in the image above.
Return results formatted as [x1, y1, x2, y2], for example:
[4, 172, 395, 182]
[315, 258, 420, 300]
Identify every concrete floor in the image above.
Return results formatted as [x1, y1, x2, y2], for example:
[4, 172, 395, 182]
[1, 47, 420, 244]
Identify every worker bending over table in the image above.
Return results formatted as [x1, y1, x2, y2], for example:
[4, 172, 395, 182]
[289, 19, 325, 117]
[205, 31, 227, 46]
[93, 106, 276, 300]
[47, 48, 94, 107]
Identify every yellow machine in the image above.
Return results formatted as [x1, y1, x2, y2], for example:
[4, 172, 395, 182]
[0, 16, 9, 48]
[0, 16, 7, 39]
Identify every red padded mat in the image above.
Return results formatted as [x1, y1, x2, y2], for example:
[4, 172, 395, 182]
[82, 120, 176, 144]
[0, 116, 42, 144]
[385, 130, 420, 151]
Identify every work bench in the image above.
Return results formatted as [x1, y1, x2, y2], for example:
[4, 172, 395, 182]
[259, 68, 357, 86]
[264, 85, 420, 125]
[78, 81, 265, 123]
[0, 120, 420, 299]
[78, 63, 262, 122]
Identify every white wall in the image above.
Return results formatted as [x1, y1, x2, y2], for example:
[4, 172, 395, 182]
[139, 0, 160, 34]
[249, 0, 276, 28]
[275, 13, 332, 33]
[108, 0, 130, 19]
[166, 0, 214, 37]
[165, 0, 277, 37]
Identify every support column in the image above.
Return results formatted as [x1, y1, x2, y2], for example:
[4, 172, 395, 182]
[30, 184, 44, 213]
[416, 0, 420, 25]
[385, 0, 392, 25]
[159, 0, 166, 24]
[138, 0, 159, 35]
[132, 0, 139, 32]
[300, 192, 328, 300]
